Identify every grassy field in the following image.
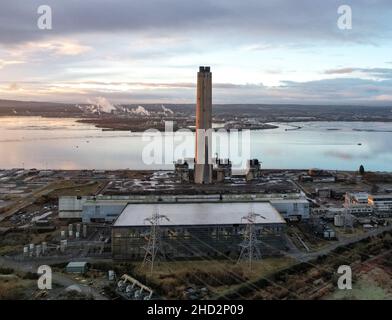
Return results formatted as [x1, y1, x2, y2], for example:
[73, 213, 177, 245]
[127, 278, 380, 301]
[326, 278, 392, 300]
[131, 257, 296, 299]
[0, 231, 53, 255]
[137, 257, 295, 281]
[335, 226, 367, 239]
[45, 180, 105, 198]
[0, 273, 35, 300]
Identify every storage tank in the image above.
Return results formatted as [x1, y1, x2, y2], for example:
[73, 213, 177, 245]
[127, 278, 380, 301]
[36, 245, 41, 257]
[60, 240, 67, 252]
[29, 243, 35, 257]
[108, 270, 115, 281]
[42, 242, 47, 254]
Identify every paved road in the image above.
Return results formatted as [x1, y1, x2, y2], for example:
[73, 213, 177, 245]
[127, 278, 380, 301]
[0, 256, 108, 300]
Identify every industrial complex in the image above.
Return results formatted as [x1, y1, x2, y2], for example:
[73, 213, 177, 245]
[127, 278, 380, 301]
[56, 67, 310, 263]
[1, 67, 392, 300]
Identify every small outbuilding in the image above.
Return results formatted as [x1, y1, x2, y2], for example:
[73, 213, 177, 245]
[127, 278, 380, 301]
[66, 261, 90, 274]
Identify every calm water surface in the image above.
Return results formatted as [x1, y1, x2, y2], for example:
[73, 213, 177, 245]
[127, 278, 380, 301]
[0, 117, 391, 171]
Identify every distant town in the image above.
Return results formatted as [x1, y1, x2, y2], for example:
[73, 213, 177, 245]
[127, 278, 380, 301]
[1, 99, 392, 132]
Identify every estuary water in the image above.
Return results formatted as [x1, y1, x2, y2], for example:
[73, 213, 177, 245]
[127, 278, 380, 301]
[0, 116, 391, 172]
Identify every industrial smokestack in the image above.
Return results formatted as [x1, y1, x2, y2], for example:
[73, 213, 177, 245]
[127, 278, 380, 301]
[194, 66, 213, 184]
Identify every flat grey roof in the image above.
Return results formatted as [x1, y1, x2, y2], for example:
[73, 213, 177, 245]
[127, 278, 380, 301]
[114, 202, 286, 227]
[66, 261, 88, 268]
[270, 199, 309, 204]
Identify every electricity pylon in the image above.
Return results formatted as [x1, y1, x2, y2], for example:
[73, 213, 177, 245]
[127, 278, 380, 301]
[237, 208, 266, 270]
[142, 205, 169, 274]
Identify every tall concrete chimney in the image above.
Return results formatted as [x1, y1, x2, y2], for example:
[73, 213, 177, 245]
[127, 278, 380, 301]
[194, 66, 213, 184]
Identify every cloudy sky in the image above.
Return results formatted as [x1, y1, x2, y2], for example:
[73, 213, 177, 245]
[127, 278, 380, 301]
[0, 0, 392, 105]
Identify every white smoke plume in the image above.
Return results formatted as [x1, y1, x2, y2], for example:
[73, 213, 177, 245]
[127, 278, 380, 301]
[161, 105, 174, 114]
[77, 104, 96, 114]
[86, 97, 116, 113]
[130, 105, 150, 116]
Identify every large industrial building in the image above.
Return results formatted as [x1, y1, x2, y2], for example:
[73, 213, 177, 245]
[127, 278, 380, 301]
[270, 199, 310, 220]
[59, 192, 310, 223]
[112, 202, 287, 260]
[343, 192, 392, 217]
[59, 196, 128, 222]
[368, 194, 392, 217]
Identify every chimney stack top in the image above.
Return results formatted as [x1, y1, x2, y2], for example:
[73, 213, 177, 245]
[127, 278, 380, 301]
[199, 66, 211, 73]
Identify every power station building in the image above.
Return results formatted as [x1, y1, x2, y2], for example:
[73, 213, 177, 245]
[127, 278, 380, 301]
[57, 66, 311, 261]
[59, 193, 310, 223]
[112, 202, 287, 260]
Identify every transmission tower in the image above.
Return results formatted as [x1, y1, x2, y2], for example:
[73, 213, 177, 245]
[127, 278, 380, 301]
[237, 208, 266, 270]
[142, 205, 169, 274]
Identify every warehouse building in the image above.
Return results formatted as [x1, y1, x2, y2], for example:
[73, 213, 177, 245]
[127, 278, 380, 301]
[82, 202, 127, 223]
[345, 192, 370, 205]
[65, 261, 90, 274]
[270, 199, 310, 220]
[369, 195, 392, 217]
[59, 193, 309, 222]
[59, 196, 129, 222]
[112, 202, 287, 260]
[59, 196, 87, 219]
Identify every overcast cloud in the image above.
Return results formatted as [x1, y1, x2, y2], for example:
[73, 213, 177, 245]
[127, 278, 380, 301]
[0, 0, 392, 105]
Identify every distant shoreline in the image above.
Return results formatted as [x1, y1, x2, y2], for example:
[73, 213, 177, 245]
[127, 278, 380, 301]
[1, 168, 392, 176]
[3, 114, 392, 132]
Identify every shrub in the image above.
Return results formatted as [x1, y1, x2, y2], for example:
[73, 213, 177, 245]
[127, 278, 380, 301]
[0, 267, 14, 275]
[23, 272, 39, 280]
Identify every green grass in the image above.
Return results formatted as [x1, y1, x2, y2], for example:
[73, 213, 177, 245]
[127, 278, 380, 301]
[326, 278, 392, 300]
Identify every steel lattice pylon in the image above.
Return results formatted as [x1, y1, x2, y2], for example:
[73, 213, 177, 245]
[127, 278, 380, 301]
[237, 208, 266, 270]
[142, 205, 169, 274]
